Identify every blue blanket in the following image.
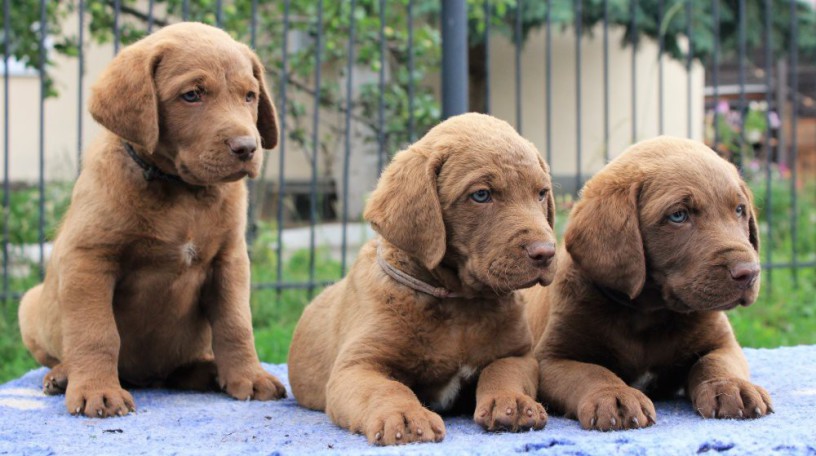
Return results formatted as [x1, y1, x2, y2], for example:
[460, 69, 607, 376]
[1, 346, 815, 455]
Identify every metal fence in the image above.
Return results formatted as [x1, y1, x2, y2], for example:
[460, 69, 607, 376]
[1, 0, 814, 304]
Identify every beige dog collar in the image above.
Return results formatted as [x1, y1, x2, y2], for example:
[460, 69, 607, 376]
[375, 241, 462, 299]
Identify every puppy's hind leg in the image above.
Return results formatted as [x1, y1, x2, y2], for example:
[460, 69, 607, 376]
[19, 284, 60, 368]
[43, 364, 69, 395]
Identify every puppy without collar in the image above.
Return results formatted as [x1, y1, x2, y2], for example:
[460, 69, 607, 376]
[288, 113, 558, 445]
[525, 136, 772, 431]
[18, 22, 285, 418]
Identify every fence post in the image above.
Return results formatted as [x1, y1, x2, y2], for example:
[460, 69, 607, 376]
[441, 0, 468, 118]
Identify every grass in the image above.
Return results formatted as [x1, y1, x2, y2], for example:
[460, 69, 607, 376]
[0, 174, 814, 384]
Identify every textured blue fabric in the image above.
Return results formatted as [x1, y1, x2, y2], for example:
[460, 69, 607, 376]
[1, 346, 814, 455]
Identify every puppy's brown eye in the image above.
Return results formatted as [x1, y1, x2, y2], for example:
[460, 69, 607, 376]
[538, 189, 548, 202]
[736, 204, 746, 218]
[470, 189, 492, 203]
[667, 210, 689, 224]
[181, 90, 201, 103]
[245, 92, 256, 102]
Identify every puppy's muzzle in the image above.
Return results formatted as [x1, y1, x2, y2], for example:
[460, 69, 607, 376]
[226, 136, 258, 162]
[525, 241, 556, 268]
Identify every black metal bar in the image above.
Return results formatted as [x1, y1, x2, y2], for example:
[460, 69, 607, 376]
[38, 0, 46, 277]
[545, 0, 551, 164]
[377, 0, 385, 174]
[407, 0, 415, 142]
[630, 0, 637, 143]
[737, 0, 746, 171]
[442, 0, 468, 118]
[763, 0, 773, 294]
[603, 0, 609, 163]
[250, 0, 257, 48]
[340, 0, 356, 276]
[147, 0, 154, 33]
[275, 0, 291, 294]
[712, 0, 720, 149]
[114, 0, 120, 55]
[686, 0, 692, 138]
[514, 0, 522, 134]
[308, 0, 324, 299]
[657, 0, 664, 135]
[2, 0, 9, 303]
[484, 0, 491, 114]
[761, 261, 816, 270]
[253, 280, 335, 291]
[77, 0, 85, 174]
[216, 0, 222, 28]
[183, 0, 190, 21]
[789, 0, 798, 286]
[575, 0, 582, 191]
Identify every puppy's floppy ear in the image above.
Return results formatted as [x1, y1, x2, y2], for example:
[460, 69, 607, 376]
[565, 181, 646, 299]
[89, 40, 163, 151]
[246, 49, 279, 150]
[537, 155, 556, 228]
[364, 147, 445, 270]
[739, 181, 760, 252]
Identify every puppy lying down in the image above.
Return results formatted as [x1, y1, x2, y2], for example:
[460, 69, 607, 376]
[288, 113, 558, 445]
[18, 23, 285, 418]
[525, 136, 772, 431]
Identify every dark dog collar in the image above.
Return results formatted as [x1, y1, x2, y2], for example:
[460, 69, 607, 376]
[123, 141, 185, 184]
[594, 284, 640, 311]
[376, 241, 462, 299]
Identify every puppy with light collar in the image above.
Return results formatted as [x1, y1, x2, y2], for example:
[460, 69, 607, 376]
[288, 113, 558, 445]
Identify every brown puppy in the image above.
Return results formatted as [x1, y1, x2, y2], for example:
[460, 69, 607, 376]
[18, 22, 285, 418]
[288, 113, 557, 445]
[525, 136, 773, 431]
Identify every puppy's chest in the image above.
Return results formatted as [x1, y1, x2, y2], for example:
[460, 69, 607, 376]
[405, 303, 531, 411]
[130, 202, 231, 269]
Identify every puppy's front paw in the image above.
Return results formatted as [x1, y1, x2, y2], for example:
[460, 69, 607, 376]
[365, 405, 445, 446]
[221, 369, 287, 401]
[66, 381, 135, 418]
[692, 378, 773, 419]
[577, 386, 656, 431]
[474, 391, 547, 432]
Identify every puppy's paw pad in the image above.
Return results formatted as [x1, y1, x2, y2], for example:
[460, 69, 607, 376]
[365, 406, 445, 445]
[222, 371, 287, 401]
[66, 384, 135, 418]
[692, 378, 772, 420]
[474, 392, 547, 432]
[578, 386, 656, 431]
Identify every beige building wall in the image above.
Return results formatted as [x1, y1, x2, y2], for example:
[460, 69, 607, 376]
[489, 25, 705, 185]
[0, 14, 109, 183]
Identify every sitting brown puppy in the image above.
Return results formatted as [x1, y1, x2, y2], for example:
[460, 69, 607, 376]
[288, 113, 557, 445]
[525, 136, 772, 431]
[18, 22, 285, 418]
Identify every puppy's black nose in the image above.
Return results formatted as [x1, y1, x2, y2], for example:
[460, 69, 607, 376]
[226, 136, 257, 161]
[525, 241, 556, 264]
[729, 262, 760, 289]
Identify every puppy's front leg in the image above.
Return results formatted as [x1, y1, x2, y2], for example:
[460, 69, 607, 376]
[539, 356, 656, 431]
[327, 362, 445, 446]
[202, 238, 285, 400]
[474, 356, 547, 432]
[60, 256, 134, 417]
[687, 325, 772, 420]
